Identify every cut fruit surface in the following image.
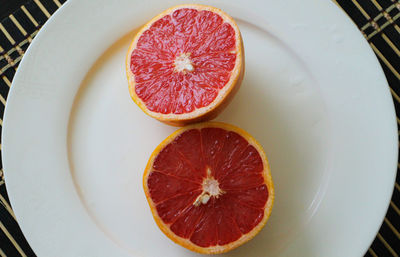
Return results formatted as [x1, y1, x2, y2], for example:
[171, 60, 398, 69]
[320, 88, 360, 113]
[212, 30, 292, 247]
[143, 122, 274, 254]
[126, 5, 244, 126]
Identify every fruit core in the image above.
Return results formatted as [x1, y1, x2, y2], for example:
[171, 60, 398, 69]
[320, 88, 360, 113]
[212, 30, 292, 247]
[194, 169, 224, 206]
[174, 53, 194, 73]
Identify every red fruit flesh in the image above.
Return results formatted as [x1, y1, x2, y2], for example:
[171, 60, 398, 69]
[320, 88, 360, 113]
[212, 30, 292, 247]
[147, 128, 269, 247]
[130, 8, 237, 114]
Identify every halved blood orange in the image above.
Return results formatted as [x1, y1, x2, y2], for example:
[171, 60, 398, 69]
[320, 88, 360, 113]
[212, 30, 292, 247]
[143, 122, 274, 254]
[126, 5, 244, 126]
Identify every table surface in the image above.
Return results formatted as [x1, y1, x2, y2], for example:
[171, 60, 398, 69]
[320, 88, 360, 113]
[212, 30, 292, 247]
[0, 0, 399, 256]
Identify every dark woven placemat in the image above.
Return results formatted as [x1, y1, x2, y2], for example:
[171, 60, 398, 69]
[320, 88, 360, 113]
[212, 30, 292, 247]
[0, 0, 399, 256]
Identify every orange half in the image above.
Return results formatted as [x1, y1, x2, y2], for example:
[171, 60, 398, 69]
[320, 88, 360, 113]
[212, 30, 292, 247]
[126, 5, 244, 126]
[143, 122, 274, 254]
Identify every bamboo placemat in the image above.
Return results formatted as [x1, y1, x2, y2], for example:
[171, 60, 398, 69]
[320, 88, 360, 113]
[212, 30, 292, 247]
[0, 0, 399, 256]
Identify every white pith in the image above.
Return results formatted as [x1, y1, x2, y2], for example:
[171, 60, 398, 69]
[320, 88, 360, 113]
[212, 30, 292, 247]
[174, 53, 194, 73]
[194, 168, 224, 206]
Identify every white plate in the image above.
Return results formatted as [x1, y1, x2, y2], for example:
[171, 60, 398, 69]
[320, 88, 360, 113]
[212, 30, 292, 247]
[2, 0, 397, 256]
